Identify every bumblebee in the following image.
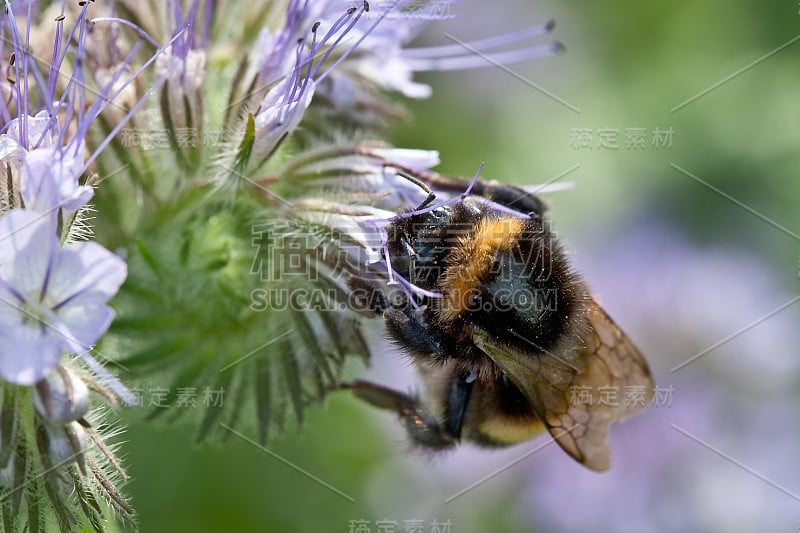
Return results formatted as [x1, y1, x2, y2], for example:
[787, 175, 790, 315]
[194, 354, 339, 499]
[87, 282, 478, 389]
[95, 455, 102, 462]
[344, 176, 653, 471]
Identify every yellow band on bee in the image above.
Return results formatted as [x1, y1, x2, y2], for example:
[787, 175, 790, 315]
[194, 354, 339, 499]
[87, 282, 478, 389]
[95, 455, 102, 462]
[438, 217, 525, 322]
[477, 415, 545, 444]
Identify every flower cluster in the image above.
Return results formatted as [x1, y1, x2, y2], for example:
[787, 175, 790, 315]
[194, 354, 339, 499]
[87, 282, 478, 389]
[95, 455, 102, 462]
[0, 0, 561, 530]
[0, 2, 170, 530]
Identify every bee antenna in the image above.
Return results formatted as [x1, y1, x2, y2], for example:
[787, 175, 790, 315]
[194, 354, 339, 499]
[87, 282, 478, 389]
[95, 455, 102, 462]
[386, 166, 436, 210]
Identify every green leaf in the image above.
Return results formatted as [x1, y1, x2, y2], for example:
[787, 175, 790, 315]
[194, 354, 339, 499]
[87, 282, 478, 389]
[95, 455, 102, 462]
[279, 339, 304, 425]
[232, 113, 256, 184]
[254, 354, 273, 444]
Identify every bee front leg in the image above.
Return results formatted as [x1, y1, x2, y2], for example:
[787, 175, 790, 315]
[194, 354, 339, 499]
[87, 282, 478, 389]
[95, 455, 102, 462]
[341, 380, 458, 450]
[345, 274, 388, 317]
[383, 307, 446, 364]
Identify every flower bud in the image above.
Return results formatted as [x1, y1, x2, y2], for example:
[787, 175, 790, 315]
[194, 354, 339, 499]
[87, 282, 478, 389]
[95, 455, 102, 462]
[33, 366, 90, 425]
[155, 47, 207, 132]
[46, 421, 87, 475]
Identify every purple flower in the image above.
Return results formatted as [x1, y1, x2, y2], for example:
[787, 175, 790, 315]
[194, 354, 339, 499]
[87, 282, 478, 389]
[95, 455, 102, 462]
[0, 210, 126, 385]
[281, 143, 440, 209]
[20, 147, 93, 216]
[252, 75, 317, 159]
[249, 2, 371, 160]
[241, 1, 560, 168]
[313, 3, 561, 99]
[0, 111, 57, 167]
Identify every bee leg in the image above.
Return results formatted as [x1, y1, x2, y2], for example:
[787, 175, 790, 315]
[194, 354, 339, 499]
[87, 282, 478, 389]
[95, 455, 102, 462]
[383, 307, 446, 364]
[480, 181, 547, 218]
[345, 274, 388, 317]
[442, 368, 476, 439]
[342, 379, 469, 450]
[421, 174, 546, 218]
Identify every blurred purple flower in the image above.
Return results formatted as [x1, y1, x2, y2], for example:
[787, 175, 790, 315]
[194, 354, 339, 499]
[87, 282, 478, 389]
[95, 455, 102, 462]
[357, 220, 800, 532]
[517, 220, 800, 532]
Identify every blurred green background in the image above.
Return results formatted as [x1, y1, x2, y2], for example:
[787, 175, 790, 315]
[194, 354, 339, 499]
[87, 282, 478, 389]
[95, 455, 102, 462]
[119, 1, 800, 531]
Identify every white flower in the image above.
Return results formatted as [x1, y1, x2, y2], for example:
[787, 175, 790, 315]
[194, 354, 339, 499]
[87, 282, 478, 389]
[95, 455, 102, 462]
[0, 111, 57, 168]
[0, 210, 126, 385]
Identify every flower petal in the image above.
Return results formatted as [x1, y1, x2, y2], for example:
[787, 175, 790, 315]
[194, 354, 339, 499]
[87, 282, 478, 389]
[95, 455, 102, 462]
[20, 148, 92, 215]
[0, 319, 63, 385]
[0, 135, 24, 169]
[0, 210, 58, 299]
[5, 111, 57, 149]
[56, 302, 115, 352]
[47, 241, 127, 310]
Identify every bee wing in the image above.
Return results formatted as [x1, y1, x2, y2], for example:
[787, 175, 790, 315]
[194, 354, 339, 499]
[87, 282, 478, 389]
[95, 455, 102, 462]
[473, 300, 654, 471]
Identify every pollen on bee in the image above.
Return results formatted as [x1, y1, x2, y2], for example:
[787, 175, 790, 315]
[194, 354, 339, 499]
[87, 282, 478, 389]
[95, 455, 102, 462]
[438, 217, 525, 322]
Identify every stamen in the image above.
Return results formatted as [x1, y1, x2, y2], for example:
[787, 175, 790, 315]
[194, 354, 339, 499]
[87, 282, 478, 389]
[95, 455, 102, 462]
[314, 0, 396, 84]
[403, 20, 556, 59]
[462, 162, 484, 198]
[308, 5, 366, 80]
[82, 29, 189, 169]
[406, 43, 563, 72]
[88, 18, 162, 48]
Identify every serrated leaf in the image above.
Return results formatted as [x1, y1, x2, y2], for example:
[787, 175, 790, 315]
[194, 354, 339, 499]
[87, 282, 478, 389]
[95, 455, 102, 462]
[279, 338, 304, 425]
[157, 356, 213, 423]
[195, 368, 236, 443]
[11, 441, 26, 518]
[232, 113, 256, 182]
[0, 385, 17, 468]
[254, 355, 273, 444]
[117, 336, 194, 370]
[289, 308, 336, 384]
[134, 238, 165, 277]
[27, 475, 42, 533]
[69, 470, 105, 533]
[220, 371, 247, 442]
[315, 308, 349, 365]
